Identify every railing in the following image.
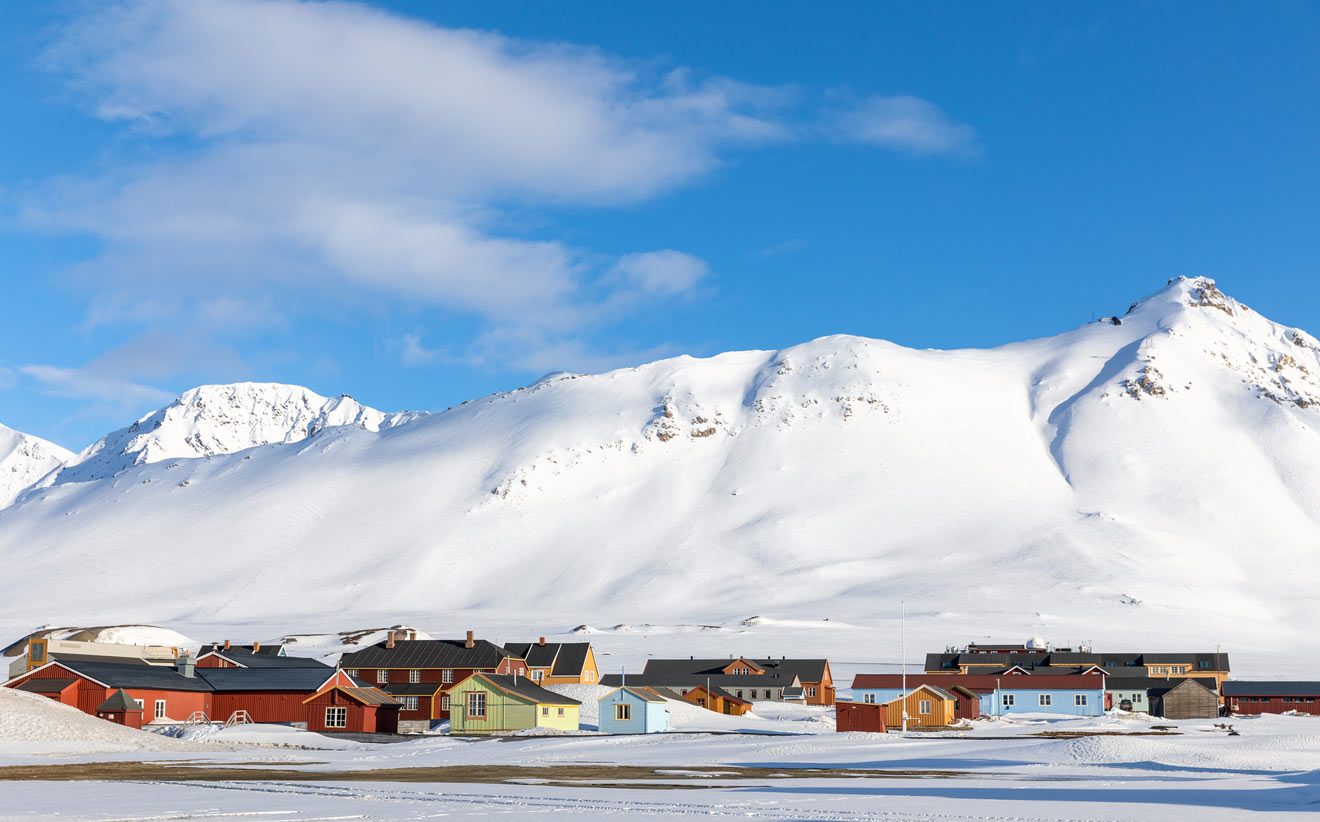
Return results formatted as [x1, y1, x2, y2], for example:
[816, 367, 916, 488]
[223, 710, 253, 728]
[183, 711, 212, 725]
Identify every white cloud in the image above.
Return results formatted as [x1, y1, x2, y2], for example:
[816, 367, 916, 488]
[0, 367, 16, 390]
[832, 94, 979, 157]
[400, 333, 441, 367]
[19, 365, 174, 409]
[611, 250, 709, 298]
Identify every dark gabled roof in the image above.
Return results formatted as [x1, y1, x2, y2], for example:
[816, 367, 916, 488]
[339, 639, 516, 670]
[194, 667, 336, 692]
[95, 689, 142, 712]
[476, 674, 581, 706]
[549, 644, 591, 677]
[55, 660, 213, 692]
[930, 651, 1231, 672]
[383, 683, 445, 696]
[782, 686, 804, 698]
[647, 686, 684, 701]
[15, 678, 74, 693]
[600, 672, 800, 690]
[502, 642, 592, 676]
[198, 649, 327, 669]
[46, 652, 150, 666]
[204, 643, 285, 657]
[1223, 681, 1320, 697]
[638, 657, 828, 681]
[505, 642, 559, 668]
[1105, 676, 1218, 693]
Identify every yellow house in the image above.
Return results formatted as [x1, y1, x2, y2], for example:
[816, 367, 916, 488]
[882, 684, 958, 728]
[446, 672, 581, 735]
[503, 640, 600, 685]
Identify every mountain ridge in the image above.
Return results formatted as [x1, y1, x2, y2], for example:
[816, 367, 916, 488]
[1, 277, 1317, 652]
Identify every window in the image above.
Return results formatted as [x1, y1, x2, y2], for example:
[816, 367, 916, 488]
[557, 707, 565, 717]
[807, 687, 816, 698]
[1150, 666, 1167, 675]
[325, 707, 347, 728]
[863, 693, 876, 704]
[1199, 660, 1212, 669]
[1039, 694, 1052, 707]
[1133, 693, 1144, 704]
[154, 699, 167, 720]
[735, 690, 743, 699]
[409, 670, 420, 683]
[345, 669, 358, 678]
[615, 703, 631, 721]
[403, 696, 418, 712]
[586, 671, 595, 682]
[542, 706, 550, 716]
[919, 700, 931, 715]
[377, 669, 388, 684]
[531, 670, 544, 682]
[442, 669, 453, 684]
[1075, 694, 1088, 707]
[1002, 694, 1015, 707]
[467, 691, 486, 718]
[440, 695, 451, 711]
[29, 642, 44, 663]
[1170, 666, 1187, 675]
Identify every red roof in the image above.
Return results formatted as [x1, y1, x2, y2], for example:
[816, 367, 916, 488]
[851, 674, 1106, 693]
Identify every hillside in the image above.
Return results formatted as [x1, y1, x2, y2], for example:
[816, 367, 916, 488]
[1, 277, 1317, 653]
[0, 424, 71, 508]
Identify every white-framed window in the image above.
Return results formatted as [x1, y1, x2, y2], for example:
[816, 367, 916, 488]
[442, 669, 453, 684]
[1151, 666, 1167, 675]
[1039, 694, 1052, 707]
[541, 706, 549, 716]
[1002, 694, 1015, 707]
[154, 699, 167, 720]
[377, 669, 388, 684]
[807, 686, 817, 698]
[409, 669, 420, 683]
[325, 707, 347, 728]
[863, 693, 876, 704]
[440, 695, 450, 711]
[531, 670, 544, 682]
[345, 668, 359, 678]
[403, 696, 418, 712]
[615, 703, 631, 721]
[1075, 694, 1088, 706]
[1133, 693, 1144, 703]
[467, 691, 486, 718]
[557, 707, 565, 717]
[919, 699, 931, 715]
[587, 671, 595, 682]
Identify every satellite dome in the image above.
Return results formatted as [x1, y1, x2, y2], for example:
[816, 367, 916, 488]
[1025, 636, 1048, 650]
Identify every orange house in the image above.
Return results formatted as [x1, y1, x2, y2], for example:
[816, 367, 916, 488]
[682, 684, 752, 716]
[503, 639, 600, 685]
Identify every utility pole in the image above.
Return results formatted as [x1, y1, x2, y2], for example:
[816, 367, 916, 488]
[901, 599, 908, 733]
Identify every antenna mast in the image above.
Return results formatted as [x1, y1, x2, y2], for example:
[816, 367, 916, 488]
[901, 599, 908, 733]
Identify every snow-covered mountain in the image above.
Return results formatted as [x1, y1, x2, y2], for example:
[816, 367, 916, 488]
[2, 277, 1318, 653]
[0, 425, 71, 507]
[49, 383, 426, 484]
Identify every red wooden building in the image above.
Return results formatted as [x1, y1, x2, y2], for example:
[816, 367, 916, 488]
[1224, 681, 1320, 715]
[835, 701, 888, 733]
[8, 659, 213, 723]
[304, 684, 402, 733]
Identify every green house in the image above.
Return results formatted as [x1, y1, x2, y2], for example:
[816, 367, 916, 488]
[447, 672, 581, 734]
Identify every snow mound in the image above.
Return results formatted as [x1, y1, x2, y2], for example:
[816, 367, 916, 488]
[0, 687, 202, 758]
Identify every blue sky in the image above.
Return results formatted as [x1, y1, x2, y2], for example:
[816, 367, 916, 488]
[3, 1, 1320, 450]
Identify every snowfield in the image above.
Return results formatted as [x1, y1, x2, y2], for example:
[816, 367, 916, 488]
[2, 277, 1319, 660]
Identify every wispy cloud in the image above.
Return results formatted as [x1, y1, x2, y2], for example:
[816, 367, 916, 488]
[830, 94, 979, 157]
[19, 364, 174, 412]
[399, 332, 442, 367]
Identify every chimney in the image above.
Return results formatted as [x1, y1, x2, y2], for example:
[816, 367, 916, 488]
[387, 631, 396, 649]
[223, 639, 231, 651]
[176, 652, 195, 679]
[465, 631, 475, 649]
[538, 636, 546, 646]
[253, 641, 261, 653]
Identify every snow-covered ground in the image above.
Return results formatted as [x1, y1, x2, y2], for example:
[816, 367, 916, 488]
[2, 698, 1319, 820]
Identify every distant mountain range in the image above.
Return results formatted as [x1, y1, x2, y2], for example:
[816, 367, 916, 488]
[2, 277, 1317, 651]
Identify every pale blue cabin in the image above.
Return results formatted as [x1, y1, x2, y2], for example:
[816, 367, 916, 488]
[853, 683, 1105, 717]
[598, 686, 670, 734]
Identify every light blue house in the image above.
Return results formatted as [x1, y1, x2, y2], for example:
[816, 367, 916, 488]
[851, 676, 1105, 718]
[598, 686, 670, 734]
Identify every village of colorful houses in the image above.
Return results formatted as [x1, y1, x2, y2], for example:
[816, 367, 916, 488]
[4, 628, 1316, 736]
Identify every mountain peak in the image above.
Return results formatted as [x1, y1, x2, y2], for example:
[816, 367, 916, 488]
[0, 424, 72, 507]
[51, 381, 426, 484]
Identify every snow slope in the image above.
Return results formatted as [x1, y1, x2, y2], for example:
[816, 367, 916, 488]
[0, 424, 70, 507]
[1, 278, 1319, 654]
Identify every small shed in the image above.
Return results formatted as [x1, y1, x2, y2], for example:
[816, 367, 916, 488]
[682, 684, 752, 716]
[882, 684, 958, 728]
[446, 673, 581, 735]
[835, 701, 888, 733]
[302, 685, 402, 733]
[95, 689, 144, 729]
[1156, 679, 1219, 719]
[598, 686, 670, 734]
